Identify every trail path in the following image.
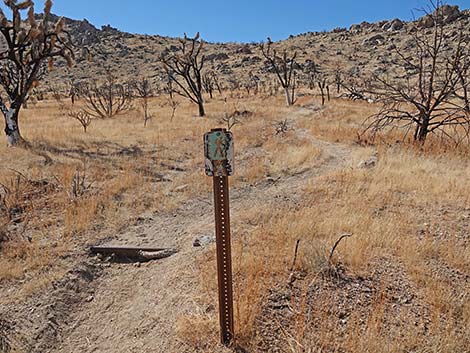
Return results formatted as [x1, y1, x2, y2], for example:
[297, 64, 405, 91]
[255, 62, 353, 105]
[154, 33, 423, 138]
[52, 108, 356, 353]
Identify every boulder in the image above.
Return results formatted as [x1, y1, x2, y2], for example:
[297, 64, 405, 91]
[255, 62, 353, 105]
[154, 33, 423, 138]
[363, 34, 386, 46]
[389, 19, 404, 31]
[206, 52, 229, 61]
[440, 5, 461, 23]
[418, 5, 461, 28]
[418, 15, 435, 28]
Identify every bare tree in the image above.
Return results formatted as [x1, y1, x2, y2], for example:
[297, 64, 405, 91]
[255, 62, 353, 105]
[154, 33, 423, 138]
[68, 79, 80, 106]
[333, 65, 343, 94]
[50, 85, 62, 102]
[135, 77, 153, 127]
[365, 2, 470, 144]
[0, 0, 74, 146]
[341, 76, 368, 101]
[202, 70, 220, 99]
[260, 38, 297, 106]
[164, 80, 179, 121]
[160, 32, 206, 117]
[68, 109, 92, 133]
[80, 69, 133, 119]
[318, 78, 328, 106]
[452, 32, 470, 113]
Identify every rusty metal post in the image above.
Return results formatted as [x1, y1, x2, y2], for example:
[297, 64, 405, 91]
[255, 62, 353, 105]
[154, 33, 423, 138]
[204, 129, 235, 346]
[213, 175, 234, 345]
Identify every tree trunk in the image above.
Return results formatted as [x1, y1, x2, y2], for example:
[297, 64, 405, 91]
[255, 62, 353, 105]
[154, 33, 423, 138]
[416, 125, 429, 142]
[284, 87, 293, 106]
[198, 100, 205, 117]
[3, 107, 22, 146]
[414, 118, 429, 143]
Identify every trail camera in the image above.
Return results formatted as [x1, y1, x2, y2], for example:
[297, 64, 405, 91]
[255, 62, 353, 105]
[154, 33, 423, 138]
[204, 129, 234, 177]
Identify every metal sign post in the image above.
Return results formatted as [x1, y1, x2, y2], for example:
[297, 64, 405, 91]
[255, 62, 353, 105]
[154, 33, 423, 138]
[204, 128, 235, 346]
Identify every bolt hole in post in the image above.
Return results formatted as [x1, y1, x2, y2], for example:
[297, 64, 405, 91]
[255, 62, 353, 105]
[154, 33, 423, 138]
[204, 129, 235, 346]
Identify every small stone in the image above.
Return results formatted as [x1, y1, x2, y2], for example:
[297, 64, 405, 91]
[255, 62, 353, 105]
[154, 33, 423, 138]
[193, 235, 215, 247]
[174, 184, 189, 193]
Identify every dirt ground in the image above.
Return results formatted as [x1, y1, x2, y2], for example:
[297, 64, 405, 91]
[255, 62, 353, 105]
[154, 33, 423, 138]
[1, 99, 469, 353]
[0, 105, 350, 352]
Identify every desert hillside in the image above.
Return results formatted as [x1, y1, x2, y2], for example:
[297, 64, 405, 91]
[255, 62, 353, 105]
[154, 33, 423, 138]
[0, 2, 469, 353]
[32, 6, 469, 90]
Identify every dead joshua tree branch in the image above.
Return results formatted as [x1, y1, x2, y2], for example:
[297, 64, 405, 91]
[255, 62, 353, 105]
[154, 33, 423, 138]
[0, 0, 74, 146]
[290, 239, 301, 271]
[160, 32, 206, 117]
[274, 119, 292, 136]
[328, 233, 353, 266]
[68, 109, 92, 133]
[260, 38, 297, 106]
[340, 74, 369, 101]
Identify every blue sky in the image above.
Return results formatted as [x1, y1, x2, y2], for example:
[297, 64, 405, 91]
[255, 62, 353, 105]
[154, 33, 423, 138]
[2, 0, 470, 42]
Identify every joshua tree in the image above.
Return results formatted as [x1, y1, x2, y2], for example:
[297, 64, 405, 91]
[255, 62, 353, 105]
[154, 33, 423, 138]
[160, 32, 206, 117]
[366, 2, 470, 144]
[0, 0, 74, 146]
[80, 69, 133, 119]
[135, 77, 153, 126]
[318, 78, 329, 106]
[260, 38, 297, 106]
[202, 70, 220, 99]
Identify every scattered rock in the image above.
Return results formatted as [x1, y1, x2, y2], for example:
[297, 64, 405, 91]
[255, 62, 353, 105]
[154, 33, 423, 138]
[206, 52, 229, 61]
[85, 295, 94, 302]
[358, 153, 378, 168]
[193, 235, 216, 247]
[363, 34, 386, 46]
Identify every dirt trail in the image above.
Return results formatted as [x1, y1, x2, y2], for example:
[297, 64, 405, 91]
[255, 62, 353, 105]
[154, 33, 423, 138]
[51, 108, 356, 353]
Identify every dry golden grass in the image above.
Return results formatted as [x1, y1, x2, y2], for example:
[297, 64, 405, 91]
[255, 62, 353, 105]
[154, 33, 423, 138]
[1, 93, 469, 352]
[190, 96, 469, 352]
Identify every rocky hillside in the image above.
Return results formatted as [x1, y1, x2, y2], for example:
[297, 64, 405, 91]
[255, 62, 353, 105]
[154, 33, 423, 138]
[4, 5, 470, 91]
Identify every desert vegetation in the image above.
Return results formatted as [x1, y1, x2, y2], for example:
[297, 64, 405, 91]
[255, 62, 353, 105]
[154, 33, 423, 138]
[0, 1, 469, 353]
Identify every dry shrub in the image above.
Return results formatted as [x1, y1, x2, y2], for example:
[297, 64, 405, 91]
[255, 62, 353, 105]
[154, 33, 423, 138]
[176, 314, 219, 350]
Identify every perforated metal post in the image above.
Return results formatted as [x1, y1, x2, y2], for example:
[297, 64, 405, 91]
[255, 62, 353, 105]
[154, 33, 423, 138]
[213, 175, 234, 345]
[204, 128, 235, 346]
